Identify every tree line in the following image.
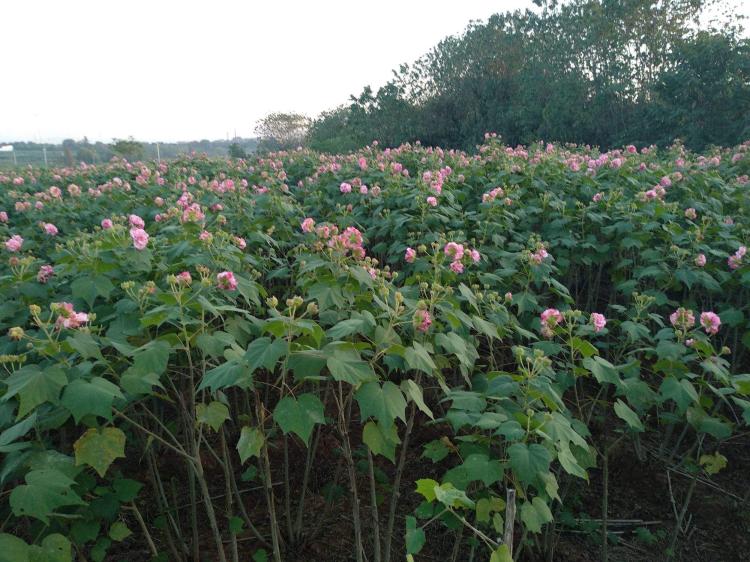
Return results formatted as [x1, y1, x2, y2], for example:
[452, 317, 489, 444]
[302, 0, 750, 152]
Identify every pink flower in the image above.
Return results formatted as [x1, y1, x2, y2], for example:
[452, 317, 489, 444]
[217, 271, 237, 290]
[504, 292, 513, 303]
[340, 182, 352, 193]
[444, 242, 465, 261]
[414, 309, 432, 333]
[301, 217, 315, 233]
[199, 230, 212, 242]
[154, 197, 165, 206]
[176, 271, 192, 285]
[130, 228, 149, 250]
[591, 312, 607, 333]
[359, 185, 368, 194]
[0, 212, 8, 223]
[43, 223, 58, 236]
[129, 214, 145, 228]
[53, 302, 89, 330]
[541, 308, 563, 338]
[669, 308, 695, 331]
[405, 247, 416, 263]
[592, 192, 603, 202]
[684, 208, 697, 220]
[358, 157, 368, 170]
[426, 196, 438, 207]
[234, 236, 247, 250]
[101, 218, 113, 229]
[541, 308, 563, 326]
[450, 260, 464, 274]
[695, 254, 706, 267]
[700, 311, 721, 335]
[5, 235, 23, 252]
[470, 249, 481, 263]
[37, 264, 54, 284]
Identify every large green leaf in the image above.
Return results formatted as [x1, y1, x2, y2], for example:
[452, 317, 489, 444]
[196, 401, 230, 431]
[362, 420, 400, 462]
[74, 427, 126, 477]
[61, 378, 123, 423]
[10, 469, 85, 524]
[520, 497, 553, 533]
[507, 442, 551, 490]
[245, 337, 287, 372]
[355, 381, 406, 426]
[272, 393, 325, 444]
[237, 427, 264, 463]
[3, 365, 68, 419]
[327, 349, 376, 384]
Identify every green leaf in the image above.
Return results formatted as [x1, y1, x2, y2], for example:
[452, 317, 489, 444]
[327, 318, 367, 340]
[401, 379, 434, 419]
[10, 469, 86, 524]
[582, 356, 620, 385]
[0, 533, 30, 562]
[108, 522, 132, 542]
[405, 516, 425, 555]
[67, 331, 105, 361]
[686, 407, 731, 440]
[130, 340, 171, 377]
[362, 420, 400, 462]
[520, 497, 553, 533]
[198, 360, 250, 393]
[490, 545, 513, 562]
[0, 412, 37, 453]
[272, 393, 325, 444]
[433, 483, 474, 508]
[245, 337, 287, 372]
[3, 365, 68, 419]
[404, 342, 436, 374]
[71, 277, 98, 308]
[659, 377, 698, 413]
[356, 381, 406, 426]
[508, 442, 551, 490]
[196, 401, 230, 432]
[613, 399, 644, 432]
[699, 452, 728, 475]
[571, 337, 598, 358]
[28, 534, 72, 562]
[415, 478, 439, 502]
[112, 479, 143, 502]
[327, 349, 376, 384]
[74, 427, 126, 477]
[237, 427, 264, 463]
[61, 378, 123, 423]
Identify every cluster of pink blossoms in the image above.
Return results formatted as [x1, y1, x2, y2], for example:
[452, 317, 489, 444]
[53, 302, 89, 330]
[540, 308, 564, 338]
[413, 309, 432, 332]
[5, 235, 23, 252]
[669, 308, 721, 335]
[444, 242, 480, 274]
[130, 228, 149, 250]
[728, 245, 746, 270]
[329, 226, 366, 259]
[37, 265, 54, 284]
[590, 312, 607, 333]
[217, 271, 238, 290]
[42, 223, 58, 236]
[530, 245, 551, 265]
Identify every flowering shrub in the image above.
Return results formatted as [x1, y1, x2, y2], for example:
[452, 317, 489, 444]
[0, 137, 749, 561]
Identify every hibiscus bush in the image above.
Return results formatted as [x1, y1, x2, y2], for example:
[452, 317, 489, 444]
[0, 137, 749, 561]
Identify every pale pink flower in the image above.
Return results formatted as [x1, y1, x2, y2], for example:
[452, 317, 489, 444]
[37, 265, 54, 284]
[450, 260, 464, 274]
[684, 208, 697, 220]
[592, 192, 603, 202]
[217, 271, 237, 290]
[695, 254, 706, 267]
[470, 249, 481, 263]
[43, 223, 58, 236]
[700, 311, 721, 335]
[444, 242, 464, 261]
[426, 196, 438, 207]
[5, 235, 23, 252]
[101, 218, 113, 229]
[129, 214, 145, 228]
[340, 182, 352, 193]
[130, 228, 149, 250]
[301, 217, 315, 233]
[176, 271, 192, 285]
[669, 308, 695, 331]
[405, 247, 416, 263]
[0, 212, 8, 223]
[591, 312, 607, 333]
[414, 309, 432, 333]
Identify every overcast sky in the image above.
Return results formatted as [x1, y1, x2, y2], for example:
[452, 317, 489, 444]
[0, 0, 533, 143]
[2, 0, 746, 143]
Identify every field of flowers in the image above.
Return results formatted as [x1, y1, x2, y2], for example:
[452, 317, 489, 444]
[0, 137, 749, 562]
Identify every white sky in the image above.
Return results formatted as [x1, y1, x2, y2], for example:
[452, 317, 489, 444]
[1, 0, 747, 143]
[0, 0, 532, 143]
